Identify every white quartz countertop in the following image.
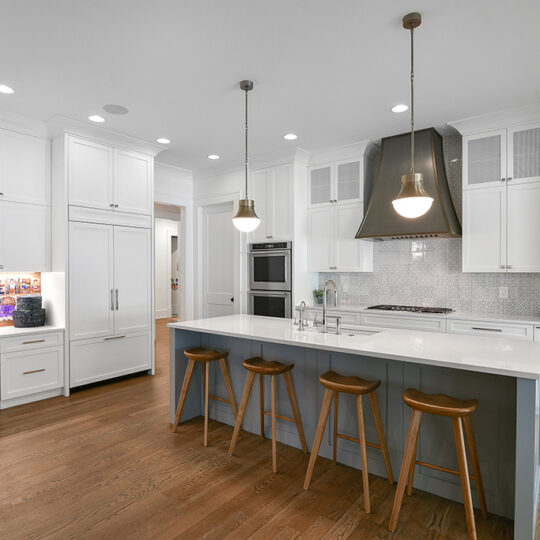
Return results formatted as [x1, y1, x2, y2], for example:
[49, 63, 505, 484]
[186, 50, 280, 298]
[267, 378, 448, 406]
[0, 325, 64, 337]
[169, 314, 540, 380]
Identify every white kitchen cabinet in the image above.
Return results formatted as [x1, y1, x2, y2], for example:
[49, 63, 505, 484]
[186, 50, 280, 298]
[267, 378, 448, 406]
[309, 159, 362, 207]
[447, 319, 533, 341]
[0, 129, 50, 205]
[463, 130, 506, 189]
[308, 202, 372, 272]
[68, 136, 153, 215]
[250, 164, 292, 242]
[69, 221, 152, 341]
[462, 187, 506, 272]
[0, 201, 50, 272]
[507, 123, 540, 186]
[360, 312, 446, 333]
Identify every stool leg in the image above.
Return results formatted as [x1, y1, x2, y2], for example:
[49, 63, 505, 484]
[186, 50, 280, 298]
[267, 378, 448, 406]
[389, 409, 422, 532]
[356, 394, 371, 514]
[303, 389, 334, 490]
[332, 392, 339, 464]
[463, 415, 488, 520]
[283, 371, 308, 452]
[271, 375, 278, 473]
[218, 357, 238, 419]
[259, 374, 265, 439]
[228, 371, 255, 456]
[453, 417, 478, 540]
[171, 358, 196, 432]
[368, 391, 394, 484]
[407, 431, 419, 496]
[202, 362, 210, 447]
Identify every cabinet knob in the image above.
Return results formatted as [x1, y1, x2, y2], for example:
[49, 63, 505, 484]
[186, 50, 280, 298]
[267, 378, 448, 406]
[501, 178, 506, 182]
[114, 204, 119, 208]
[0, 192, 4, 195]
[507, 177, 513, 181]
[506, 265, 513, 269]
[499, 265, 505, 269]
[109, 203, 114, 208]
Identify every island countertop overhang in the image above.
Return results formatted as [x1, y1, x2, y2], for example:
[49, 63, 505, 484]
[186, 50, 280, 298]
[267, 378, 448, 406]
[169, 314, 540, 380]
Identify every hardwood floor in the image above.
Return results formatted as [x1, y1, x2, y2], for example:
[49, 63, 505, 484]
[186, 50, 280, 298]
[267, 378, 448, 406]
[0, 319, 514, 539]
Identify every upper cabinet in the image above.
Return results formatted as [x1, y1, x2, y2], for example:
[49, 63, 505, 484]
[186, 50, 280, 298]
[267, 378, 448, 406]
[309, 159, 362, 207]
[463, 130, 506, 189]
[0, 129, 50, 205]
[508, 123, 540, 186]
[249, 164, 292, 243]
[68, 136, 153, 215]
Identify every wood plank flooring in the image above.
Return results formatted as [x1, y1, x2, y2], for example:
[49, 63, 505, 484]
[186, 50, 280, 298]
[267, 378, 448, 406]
[0, 319, 515, 539]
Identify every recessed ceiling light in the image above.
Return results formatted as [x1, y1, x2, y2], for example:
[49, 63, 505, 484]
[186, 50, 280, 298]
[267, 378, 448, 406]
[0, 84, 15, 95]
[103, 104, 129, 115]
[283, 133, 298, 140]
[156, 138, 171, 145]
[208, 154, 220, 160]
[391, 104, 409, 113]
[88, 114, 105, 123]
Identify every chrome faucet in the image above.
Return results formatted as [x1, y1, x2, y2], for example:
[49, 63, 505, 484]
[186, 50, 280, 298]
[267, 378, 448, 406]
[322, 279, 338, 333]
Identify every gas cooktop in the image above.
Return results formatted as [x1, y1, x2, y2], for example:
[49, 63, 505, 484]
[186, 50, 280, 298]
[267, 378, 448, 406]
[367, 304, 454, 314]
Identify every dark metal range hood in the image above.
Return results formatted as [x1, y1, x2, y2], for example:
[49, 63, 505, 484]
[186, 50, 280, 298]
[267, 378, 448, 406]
[356, 128, 461, 240]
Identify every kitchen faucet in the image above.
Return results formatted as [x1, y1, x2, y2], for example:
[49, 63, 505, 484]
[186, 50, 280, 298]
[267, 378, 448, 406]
[322, 279, 338, 333]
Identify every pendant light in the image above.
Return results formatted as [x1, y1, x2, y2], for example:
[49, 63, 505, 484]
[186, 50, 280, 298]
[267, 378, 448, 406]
[392, 12, 434, 219]
[232, 80, 261, 232]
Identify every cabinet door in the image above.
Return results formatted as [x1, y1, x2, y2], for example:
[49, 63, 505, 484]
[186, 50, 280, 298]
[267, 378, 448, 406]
[114, 149, 153, 215]
[68, 137, 114, 210]
[508, 123, 540, 186]
[309, 164, 332, 206]
[336, 160, 361, 204]
[308, 206, 333, 271]
[462, 187, 506, 272]
[113, 226, 152, 334]
[271, 164, 293, 240]
[249, 168, 271, 242]
[0, 130, 50, 205]
[507, 183, 540, 272]
[463, 130, 506, 189]
[69, 221, 115, 340]
[334, 202, 373, 272]
[0, 201, 50, 272]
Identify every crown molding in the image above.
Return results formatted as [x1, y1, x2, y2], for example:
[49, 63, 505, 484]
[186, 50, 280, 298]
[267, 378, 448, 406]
[155, 160, 193, 179]
[308, 140, 374, 166]
[0, 109, 50, 139]
[47, 115, 165, 156]
[448, 103, 540, 135]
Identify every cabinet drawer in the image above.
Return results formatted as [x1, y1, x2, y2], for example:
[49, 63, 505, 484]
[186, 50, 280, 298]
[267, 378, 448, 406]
[360, 313, 446, 333]
[447, 320, 533, 341]
[70, 332, 151, 388]
[1, 346, 63, 400]
[1, 331, 64, 353]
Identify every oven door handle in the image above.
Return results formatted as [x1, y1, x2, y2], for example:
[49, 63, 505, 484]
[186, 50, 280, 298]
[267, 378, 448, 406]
[250, 250, 288, 256]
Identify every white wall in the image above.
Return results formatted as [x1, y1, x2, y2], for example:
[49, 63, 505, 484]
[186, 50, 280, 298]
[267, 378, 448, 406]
[155, 217, 178, 319]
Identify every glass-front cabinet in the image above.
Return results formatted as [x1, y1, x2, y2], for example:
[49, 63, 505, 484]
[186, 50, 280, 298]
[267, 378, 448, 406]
[308, 159, 362, 207]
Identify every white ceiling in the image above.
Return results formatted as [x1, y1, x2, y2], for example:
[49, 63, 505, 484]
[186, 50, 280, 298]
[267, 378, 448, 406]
[1, 0, 539, 172]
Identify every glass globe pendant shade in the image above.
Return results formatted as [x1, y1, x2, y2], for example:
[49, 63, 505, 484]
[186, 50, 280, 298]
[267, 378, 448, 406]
[392, 172, 434, 219]
[232, 198, 261, 232]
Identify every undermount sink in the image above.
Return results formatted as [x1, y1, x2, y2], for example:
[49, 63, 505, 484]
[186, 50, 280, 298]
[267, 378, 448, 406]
[301, 325, 379, 337]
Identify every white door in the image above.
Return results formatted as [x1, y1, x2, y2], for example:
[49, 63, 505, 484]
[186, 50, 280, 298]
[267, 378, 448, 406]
[309, 164, 333, 206]
[0, 130, 50, 205]
[334, 202, 373, 272]
[462, 130, 507, 190]
[507, 183, 540, 272]
[507, 123, 540, 186]
[271, 164, 293, 241]
[114, 226, 152, 334]
[68, 137, 114, 210]
[0, 201, 50, 272]
[249, 168, 270, 243]
[69, 221, 115, 340]
[462, 187, 506, 272]
[336, 160, 361, 204]
[308, 206, 333, 271]
[114, 149, 153, 215]
[203, 203, 235, 318]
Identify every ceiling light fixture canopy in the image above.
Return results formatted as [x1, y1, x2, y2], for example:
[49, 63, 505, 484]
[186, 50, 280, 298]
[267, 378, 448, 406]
[232, 80, 261, 232]
[392, 12, 433, 219]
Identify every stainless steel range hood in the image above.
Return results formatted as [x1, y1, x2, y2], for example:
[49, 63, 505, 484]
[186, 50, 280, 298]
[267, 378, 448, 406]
[356, 128, 461, 240]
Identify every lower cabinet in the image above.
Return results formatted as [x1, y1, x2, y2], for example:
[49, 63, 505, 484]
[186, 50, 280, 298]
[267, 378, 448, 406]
[70, 332, 151, 388]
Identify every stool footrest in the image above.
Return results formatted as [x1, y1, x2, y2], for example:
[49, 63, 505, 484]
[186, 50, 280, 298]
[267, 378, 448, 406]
[414, 459, 477, 481]
[337, 432, 381, 450]
[263, 410, 296, 423]
[209, 394, 232, 405]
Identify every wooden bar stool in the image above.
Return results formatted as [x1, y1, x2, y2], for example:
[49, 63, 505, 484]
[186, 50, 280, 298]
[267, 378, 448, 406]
[171, 347, 238, 447]
[228, 357, 307, 473]
[303, 371, 394, 514]
[389, 389, 488, 539]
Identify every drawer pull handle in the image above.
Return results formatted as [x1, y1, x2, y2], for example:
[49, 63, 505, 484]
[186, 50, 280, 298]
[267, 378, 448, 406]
[104, 335, 126, 341]
[23, 368, 46, 375]
[472, 327, 502, 332]
[22, 339, 46, 345]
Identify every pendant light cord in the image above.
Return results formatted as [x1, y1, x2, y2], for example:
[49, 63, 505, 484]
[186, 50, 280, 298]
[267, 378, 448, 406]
[410, 25, 415, 175]
[244, 87, 249, 198]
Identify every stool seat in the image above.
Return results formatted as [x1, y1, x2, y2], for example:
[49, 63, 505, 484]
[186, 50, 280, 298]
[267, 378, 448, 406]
[184, 347, 226, 362]
[242, 357, 293, 375]
[403, 388, 478, 417]
[319, 371, 380, 395]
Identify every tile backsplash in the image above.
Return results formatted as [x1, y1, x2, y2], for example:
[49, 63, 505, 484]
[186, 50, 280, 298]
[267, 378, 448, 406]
[318, 134, 540, 317]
